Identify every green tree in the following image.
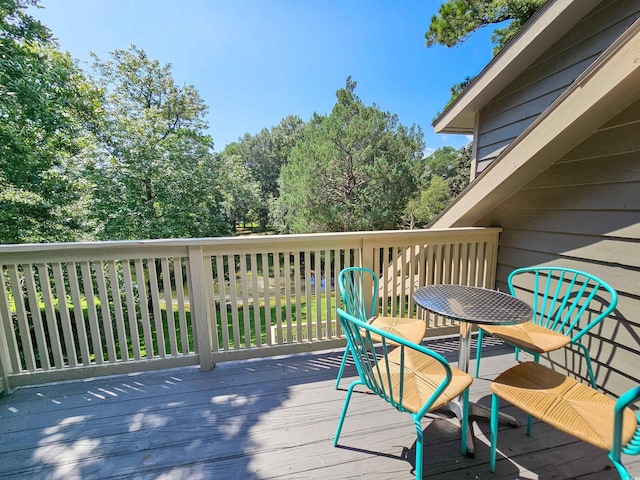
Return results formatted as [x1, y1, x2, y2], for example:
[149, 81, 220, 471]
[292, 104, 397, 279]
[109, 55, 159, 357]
[88, 46, 231, 240]
[402, 144, 472, 228]
[0, 0, 100, 244]
[274, 78, 424, 233]
[236, 115, 305, 231]
[220, 143, 261, 230]
[425, 0, 546, 54]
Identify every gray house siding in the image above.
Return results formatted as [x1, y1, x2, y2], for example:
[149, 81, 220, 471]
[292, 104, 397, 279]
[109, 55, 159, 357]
[477, 98, 640, 397]
[474, 0, 640, 175]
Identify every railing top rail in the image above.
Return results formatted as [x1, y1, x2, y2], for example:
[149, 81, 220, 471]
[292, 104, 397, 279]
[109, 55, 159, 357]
[0, 227, 502, 254]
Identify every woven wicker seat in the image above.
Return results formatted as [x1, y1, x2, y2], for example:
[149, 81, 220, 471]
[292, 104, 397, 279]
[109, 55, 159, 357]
[379, 346, 473, 414]
[480, 321, 570, 354]
[490, 362, 640, 478]
[334, 308, 473, 480]
[475, 267, 618, 388]
[335, 267, 426, 388]
[365, 315, 428, 346]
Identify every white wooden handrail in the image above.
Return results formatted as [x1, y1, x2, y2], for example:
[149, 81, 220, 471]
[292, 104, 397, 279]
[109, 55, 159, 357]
[0, 228, 501, 391]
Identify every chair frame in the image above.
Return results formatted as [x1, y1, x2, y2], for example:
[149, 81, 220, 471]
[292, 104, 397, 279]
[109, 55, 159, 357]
[475, 266, 618, 387]
[335, 266, 425, 388]
[334, 307, 470, 480]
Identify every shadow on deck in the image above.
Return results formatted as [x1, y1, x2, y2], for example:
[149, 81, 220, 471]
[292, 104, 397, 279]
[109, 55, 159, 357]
[1, 336, 637, 479]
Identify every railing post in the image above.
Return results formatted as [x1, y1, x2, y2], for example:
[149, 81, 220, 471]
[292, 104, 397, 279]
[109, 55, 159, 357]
[188, 246, 215, 371]
[361, 236, 376, 313]
[0, 272, 13, 394]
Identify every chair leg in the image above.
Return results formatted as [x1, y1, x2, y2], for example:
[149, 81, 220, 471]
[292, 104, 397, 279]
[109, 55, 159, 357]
[475, 329, 484, 378]
[413, 416, 424, 480]
[461, 388, 470, 455]
[608, 451, 629, 479]
[334, 380, 360, 446]
[490, 393, 499, 473]
[335, 349, 350, 389]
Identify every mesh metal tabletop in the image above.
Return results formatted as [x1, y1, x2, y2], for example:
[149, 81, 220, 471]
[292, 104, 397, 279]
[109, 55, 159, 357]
[413, 284, 532, 325]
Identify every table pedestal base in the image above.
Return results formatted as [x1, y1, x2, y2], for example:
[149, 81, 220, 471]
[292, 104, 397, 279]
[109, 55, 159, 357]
[437, 399, 520, 458]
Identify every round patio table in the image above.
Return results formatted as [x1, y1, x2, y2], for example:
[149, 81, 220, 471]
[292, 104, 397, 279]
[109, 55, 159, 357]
[413, 284, 533, 457]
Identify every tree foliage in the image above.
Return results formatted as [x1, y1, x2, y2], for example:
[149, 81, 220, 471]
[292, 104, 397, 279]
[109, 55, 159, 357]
[0, 0, 100, 243]
[274, 78, 424, 233]
[235, 115, 305, 231]
[402, 145, 472, 228]
[219, 143, 261, 229]
[425, 0, 546, 54]
[87, 46, 231, 240]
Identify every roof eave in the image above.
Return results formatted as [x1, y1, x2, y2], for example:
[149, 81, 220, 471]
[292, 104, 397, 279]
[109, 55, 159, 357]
[432, 0, 603, 134]
[430, 19, 640, 228]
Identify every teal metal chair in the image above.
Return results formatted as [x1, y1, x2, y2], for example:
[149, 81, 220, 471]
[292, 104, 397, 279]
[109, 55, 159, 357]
[475, 266, 618, 387]
[334, 308, 473, 480]
[489, 362, 640, 478]
[335, 267, 426, 389]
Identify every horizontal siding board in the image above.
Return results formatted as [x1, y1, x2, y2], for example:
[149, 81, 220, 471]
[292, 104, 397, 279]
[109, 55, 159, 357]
[504, 182, 640, 210]
[479, 88, 565, 135]
[476, 114, 538, 151]
[600, 98, 640, 129]
[532, 0, 640, 68]
[528, 151, 640, 188]
[476, 140, 510, 164]
[481, 55, 596, 123]
[499, 229, 640, 268]
[481, 208, 640, 239]
[496, 245, 640, 297]
[560, 122, 640, 161]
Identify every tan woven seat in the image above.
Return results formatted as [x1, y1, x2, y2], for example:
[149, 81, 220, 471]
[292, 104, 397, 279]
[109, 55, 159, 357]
[491, 362, 637, 451]
[365, 315, 426, 346]
[378, 347, 472, 414]
[480, 322, 570, 354]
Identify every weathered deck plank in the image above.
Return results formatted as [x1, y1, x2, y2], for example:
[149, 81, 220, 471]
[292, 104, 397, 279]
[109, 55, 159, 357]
[1, 337, 638, 479]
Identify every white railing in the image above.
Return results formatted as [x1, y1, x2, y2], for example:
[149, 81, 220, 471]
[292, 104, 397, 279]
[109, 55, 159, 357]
[0, 227, 501, 391]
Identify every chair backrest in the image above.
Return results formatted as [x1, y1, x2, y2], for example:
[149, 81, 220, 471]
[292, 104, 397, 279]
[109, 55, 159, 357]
[508, 267, 618, 342]
[338, 267, 379, 321]
[336, 307, 452, 417]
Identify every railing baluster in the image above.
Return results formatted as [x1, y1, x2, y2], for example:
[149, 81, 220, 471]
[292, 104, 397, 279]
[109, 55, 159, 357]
[0, 266, 21, 372]
[80, 261, 104, 365]
[67, 262, 91, 365]
[262, 252, 272, 346]
[250, 253, 261, 348]
[174, 258, 189, 354]
[24, 264, 50, 370]
[274, 252, 284, 344]
[202, 254, 218, 353]
[94, 261, 117, 363]
[121, 260, 141, 360]
[37, 263, 64, 369]
[162, 258, 177, 355]
[214, 255, 229, 351]
[7, 265, 35, 371]
[107, 260, 128, 362]
[147, 258, 166, 358]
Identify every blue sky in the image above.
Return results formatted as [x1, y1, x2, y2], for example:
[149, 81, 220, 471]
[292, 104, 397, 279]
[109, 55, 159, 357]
[31, 0, 495, 154]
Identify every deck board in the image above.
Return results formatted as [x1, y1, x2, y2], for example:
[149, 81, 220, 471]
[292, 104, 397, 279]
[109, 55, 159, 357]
[1, 336, 638, 479]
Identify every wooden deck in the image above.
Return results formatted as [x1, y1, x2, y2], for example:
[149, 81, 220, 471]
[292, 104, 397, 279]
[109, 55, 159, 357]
[2, 336, 638, 480]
